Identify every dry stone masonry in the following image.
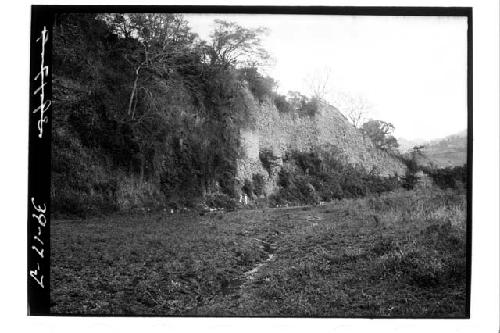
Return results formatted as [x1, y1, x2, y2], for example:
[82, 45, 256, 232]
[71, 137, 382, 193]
[237, 95, 406, 196]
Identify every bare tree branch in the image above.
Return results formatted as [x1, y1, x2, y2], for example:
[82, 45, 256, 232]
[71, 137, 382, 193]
[330, 91, 372, 128]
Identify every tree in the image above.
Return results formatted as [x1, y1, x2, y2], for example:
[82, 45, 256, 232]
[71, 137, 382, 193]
[238, 66, 276, 102]
[330, 92, 372, 128]
[407, 145, 425, 172]
[304, 67, 333, 101]
[102, 13, 197, 118]
[208, 20, 270, 68]
[97, 14, 204, 183]
[361, 119, 399, 152]
[401, 145, 425, 190]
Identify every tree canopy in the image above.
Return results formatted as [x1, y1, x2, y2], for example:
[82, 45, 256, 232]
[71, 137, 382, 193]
[209, 20, 270, 68]
[361, 119, 399, 152]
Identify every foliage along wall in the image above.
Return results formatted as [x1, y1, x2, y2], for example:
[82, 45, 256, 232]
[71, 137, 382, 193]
[51, 13, 258, 215]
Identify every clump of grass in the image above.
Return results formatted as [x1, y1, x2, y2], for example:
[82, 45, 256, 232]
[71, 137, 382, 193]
[370, 219, 466, 289]
[359, 189, 467, 290]
[428, 204, 466, 230]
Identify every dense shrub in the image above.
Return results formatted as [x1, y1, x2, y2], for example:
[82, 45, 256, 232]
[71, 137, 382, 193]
[238, 67, 276, 103]
[242, 179, 254, 197]
[203, 193, 237, 211]
[310, 173, 344, 201]
[285, 91, 320, 118]
[274, 94, 294, 114]
[364, 174, 400, 195]
[51, 127, 120, 217]
[291, 151, 322, 175]
[300, 97, 320, 118]
[277, 168, 293, 188]
[259, 148, 279, 175]
[426, 165, 467, 190]
[273, 92, 319, 117]
[401, 171, 419, 190]
[252, 174, 265, 196]
[271, 148, 400, 206]
[270, 175, 320, 206]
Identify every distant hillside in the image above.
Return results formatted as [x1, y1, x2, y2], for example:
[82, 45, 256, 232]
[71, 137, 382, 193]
[397, 137, 427, 153]
[401, 130, 467, 168]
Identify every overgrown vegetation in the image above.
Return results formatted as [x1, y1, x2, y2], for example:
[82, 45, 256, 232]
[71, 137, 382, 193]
[273, 91, 320, 118]
[236, 65, 321, 118]
[52, 14, 272, 216]
[269, 146, 400, 206]
[425, 165, 467, 190]
[51, 188, 467, 316]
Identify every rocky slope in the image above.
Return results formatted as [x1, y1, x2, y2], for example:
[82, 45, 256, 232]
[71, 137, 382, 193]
[237, 98, 407, 195]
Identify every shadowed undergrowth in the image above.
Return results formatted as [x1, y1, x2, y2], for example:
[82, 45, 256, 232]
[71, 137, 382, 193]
[51, 188, 467, 317]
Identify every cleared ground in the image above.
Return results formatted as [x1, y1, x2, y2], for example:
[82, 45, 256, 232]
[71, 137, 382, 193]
[50, 188, 467, 317]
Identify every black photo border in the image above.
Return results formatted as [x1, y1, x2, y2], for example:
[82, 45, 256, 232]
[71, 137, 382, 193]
[28, 5, 473, 318]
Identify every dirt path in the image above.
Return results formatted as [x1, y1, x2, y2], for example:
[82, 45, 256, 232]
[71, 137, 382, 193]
[242, 238, 277, 283]
[226, 236, 277, 284]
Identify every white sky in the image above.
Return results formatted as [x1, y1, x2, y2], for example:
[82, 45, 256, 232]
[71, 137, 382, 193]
[186, 14, 468, 141]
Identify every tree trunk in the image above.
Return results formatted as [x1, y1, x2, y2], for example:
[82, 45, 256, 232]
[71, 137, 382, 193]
[131, 92, 139, 120]
[140, 154, 145, 183]
[128, 66, 141, 117]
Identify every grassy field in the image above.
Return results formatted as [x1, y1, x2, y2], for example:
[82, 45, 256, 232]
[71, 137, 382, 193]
[50, 187, 468, 317]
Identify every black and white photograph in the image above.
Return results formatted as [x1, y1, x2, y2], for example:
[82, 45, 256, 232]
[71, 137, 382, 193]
[26, 5, 476, 320]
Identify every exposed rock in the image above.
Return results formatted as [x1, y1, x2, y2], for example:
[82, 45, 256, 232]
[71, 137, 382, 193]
[237, 96, 407, 195]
